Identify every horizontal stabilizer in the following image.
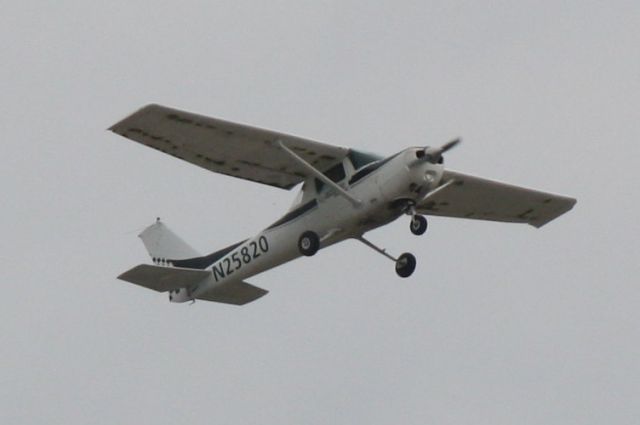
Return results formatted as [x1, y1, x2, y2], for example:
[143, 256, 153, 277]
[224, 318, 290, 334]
[118, 264, 210, 292]
[196, 281, 268, 305]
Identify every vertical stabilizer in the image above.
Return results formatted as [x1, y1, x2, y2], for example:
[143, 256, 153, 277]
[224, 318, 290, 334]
[138, 219, 200, 261]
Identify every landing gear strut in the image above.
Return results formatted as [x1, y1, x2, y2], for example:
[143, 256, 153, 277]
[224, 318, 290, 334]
[357, 236, 417, 278]
[403, 202, 428, 236]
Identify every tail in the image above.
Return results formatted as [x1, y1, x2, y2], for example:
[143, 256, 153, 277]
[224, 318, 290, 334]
[138, 218, 200, 264]
[120, 218, 269, 305]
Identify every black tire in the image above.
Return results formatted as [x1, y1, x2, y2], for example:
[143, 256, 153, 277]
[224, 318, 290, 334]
[395, 253, 416, 278]
[410, 215, 428, 235]
[298, 231, 320, 256]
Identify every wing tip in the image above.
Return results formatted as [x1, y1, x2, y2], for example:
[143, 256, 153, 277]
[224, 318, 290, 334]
[107, 103, 164, 132]
[529, 196, 577, 228]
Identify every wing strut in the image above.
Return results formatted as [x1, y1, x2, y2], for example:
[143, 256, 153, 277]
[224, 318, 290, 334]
[278, 140, 362, 208]
[421, 179, 457, 202]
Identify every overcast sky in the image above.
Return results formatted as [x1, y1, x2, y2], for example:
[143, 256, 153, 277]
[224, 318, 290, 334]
[2, 1, 639, 424]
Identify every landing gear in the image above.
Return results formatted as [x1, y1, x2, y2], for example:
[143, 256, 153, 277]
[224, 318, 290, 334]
[298, 231, 320, 256]
[402, 202, 427, 236]
[395, 253, 416, 278]
[356, 236, 417, 278]
[410, 215, 428, 235]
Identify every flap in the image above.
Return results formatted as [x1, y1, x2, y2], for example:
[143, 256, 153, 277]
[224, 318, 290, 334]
[417, 170, 576, 228]
[109, 104, 349, 189]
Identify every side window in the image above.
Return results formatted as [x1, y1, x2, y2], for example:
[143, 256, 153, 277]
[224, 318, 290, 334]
[315, 162, 346, 193]
[325, 162, 346, 182]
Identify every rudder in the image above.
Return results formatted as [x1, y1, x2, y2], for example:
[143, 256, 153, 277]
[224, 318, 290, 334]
[139, 219, 200, 262]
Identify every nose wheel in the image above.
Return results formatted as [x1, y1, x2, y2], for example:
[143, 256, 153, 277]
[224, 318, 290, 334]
[403, 203, 428, 236]
[410, 215, 428, 235]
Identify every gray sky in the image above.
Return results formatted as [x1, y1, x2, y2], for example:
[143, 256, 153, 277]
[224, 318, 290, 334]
[2, 1, 639, 424]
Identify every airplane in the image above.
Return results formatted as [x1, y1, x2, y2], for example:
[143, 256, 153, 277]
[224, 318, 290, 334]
[109, 104, 576, 306]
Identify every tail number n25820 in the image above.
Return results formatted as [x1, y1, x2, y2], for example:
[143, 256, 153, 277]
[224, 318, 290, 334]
[212, 236, 268, 282]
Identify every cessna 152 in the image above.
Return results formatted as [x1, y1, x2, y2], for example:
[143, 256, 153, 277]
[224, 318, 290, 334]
[110, 104, 576, 306]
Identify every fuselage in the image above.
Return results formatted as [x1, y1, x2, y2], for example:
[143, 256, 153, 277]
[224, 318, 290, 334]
[188, 148, 444, 301]
[112, 105, 576, 306]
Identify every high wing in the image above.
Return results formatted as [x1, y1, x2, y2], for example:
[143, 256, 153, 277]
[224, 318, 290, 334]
[417, 170, 576, 228]
[109, 104, 349, 189]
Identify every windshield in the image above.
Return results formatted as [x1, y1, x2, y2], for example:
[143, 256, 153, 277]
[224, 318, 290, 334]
[348, 149, 383, 170]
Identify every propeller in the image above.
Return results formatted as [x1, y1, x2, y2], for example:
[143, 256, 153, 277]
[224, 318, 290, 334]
[417, 138, 461, 164]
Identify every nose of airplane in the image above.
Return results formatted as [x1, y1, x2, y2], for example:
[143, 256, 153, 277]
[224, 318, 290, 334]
[416, 138, 462, 164]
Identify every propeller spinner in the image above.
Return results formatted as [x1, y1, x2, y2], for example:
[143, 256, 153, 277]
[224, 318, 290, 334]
[417, 138, 461, 164]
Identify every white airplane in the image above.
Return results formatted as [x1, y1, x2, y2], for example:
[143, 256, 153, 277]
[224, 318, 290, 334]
[110, 104, 576, 306]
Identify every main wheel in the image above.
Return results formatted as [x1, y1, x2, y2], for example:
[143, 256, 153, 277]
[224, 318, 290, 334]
[395, 253, 416, 278]
[298, 231, 320, 256]
[410, 215, 428, 235]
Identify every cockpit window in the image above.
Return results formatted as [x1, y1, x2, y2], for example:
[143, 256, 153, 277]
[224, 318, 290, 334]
[324, 162, 346, 182]
[348, 150, 382, 170]
[315, 162, 346, 192]
[348, 152, 399, 186]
